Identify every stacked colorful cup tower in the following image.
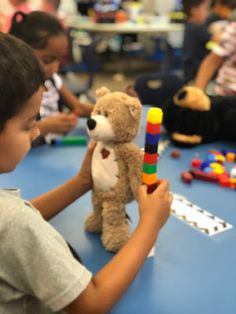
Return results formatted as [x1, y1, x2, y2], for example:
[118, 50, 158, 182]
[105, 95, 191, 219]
[142, 108, 163, 194]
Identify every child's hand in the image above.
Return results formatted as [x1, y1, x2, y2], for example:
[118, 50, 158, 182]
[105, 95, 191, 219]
[138, 180, 172, 230]
[76, 140, 96, 192]
[73, 103, 93, 117]
[39, 112, 78, 135]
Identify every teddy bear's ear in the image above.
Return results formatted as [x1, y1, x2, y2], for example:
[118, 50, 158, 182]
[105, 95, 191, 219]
[127, 98, 141, 118]
[96, 87, 111, 98]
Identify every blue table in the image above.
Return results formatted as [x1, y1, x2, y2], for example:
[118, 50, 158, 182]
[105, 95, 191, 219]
[0, 108, 235, 314]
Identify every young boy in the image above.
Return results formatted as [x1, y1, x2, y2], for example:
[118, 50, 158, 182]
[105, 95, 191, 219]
[195, 19, 236, 95]
[0, 33, 172, 314]
[182, 0, 211, 81]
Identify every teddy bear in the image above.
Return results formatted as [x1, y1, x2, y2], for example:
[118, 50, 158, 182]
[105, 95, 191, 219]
[163, 86, 236, 146]
[86, 87, 143, 252]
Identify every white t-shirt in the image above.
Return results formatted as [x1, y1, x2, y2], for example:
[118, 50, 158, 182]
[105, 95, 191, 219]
[0, 189, 92, 314]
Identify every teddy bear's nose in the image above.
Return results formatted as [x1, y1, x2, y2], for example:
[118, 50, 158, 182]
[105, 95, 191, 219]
[87, 118, 97, 130]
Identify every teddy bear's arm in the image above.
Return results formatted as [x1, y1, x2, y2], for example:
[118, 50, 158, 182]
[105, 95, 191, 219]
[117, 143, 143, 200]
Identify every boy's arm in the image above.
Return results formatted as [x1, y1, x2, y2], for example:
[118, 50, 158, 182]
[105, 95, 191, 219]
[31, 142, 94, 220]
[195, 52, 223, 91]
[59, 84, 94, 117]
[65, 181, 172, 314]
[31, 175, 89, 221]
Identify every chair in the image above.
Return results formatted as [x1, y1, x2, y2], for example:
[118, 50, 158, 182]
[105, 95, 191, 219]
[60, 27, 99, 102]
[134, 72, 184, 107]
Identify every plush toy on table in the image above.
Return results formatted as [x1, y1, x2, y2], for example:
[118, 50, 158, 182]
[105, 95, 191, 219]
[86, 87, 143, 252]
[163, 86, 236, 147]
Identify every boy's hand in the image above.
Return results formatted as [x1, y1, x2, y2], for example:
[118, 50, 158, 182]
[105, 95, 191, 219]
[138, 180, 172, 230]
[76, 140, 96, 192]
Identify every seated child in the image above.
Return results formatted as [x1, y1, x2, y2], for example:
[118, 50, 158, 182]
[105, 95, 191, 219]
[182, 0, 212, 81]
[9, 10, 94, 144]
[195, 19, 236, 95]
[0, 33, 172, 314]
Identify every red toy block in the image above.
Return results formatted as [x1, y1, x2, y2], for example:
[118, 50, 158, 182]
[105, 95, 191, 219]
[171, 149, 181, 159]
[191, 169, 219, 183]
[147, 183, 158, 194]
[219, 177, 231, 187]
[146, 122, 161, 134]
[143, 153, 158, 164]
[191, 158, 202, 168]
[181, 171, 193, 183]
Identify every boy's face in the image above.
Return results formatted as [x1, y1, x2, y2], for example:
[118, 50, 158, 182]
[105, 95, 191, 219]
[0, 87, 43, 173]
[191, 1, 210, 23]
[34, 34, 68, 80]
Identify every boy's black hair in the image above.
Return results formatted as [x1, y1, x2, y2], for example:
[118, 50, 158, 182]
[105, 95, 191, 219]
[183, 0, 207, 16]
[0, 33, 44, 131]
[211, 0, 236, 8]
[9, 11, 65, 49]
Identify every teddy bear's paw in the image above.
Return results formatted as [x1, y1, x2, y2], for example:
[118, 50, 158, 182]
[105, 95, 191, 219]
[102, 224, 130, 252]
[85, 212, 103, 233]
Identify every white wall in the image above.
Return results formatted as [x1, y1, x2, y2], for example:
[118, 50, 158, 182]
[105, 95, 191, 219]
[0, 0, 11, 14]
[142, 0, 175, 15]
[157, 0, 175, 14]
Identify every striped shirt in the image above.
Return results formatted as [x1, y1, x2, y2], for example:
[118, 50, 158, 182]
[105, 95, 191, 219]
[41, 73, 62, 119]
[41, 73, 63, 143]
[213, 22, 236, 95]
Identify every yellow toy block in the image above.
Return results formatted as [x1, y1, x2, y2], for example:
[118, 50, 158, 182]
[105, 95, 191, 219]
[147, 108, 163, 124]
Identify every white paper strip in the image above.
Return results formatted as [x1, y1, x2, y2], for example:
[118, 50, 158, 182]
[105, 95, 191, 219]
[171, 194, 233, 236]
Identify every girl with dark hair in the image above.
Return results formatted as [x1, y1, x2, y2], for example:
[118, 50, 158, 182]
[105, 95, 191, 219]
[10, 10, 94, 144]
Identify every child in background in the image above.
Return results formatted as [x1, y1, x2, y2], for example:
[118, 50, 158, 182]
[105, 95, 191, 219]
[182, 0, 211, 81]
[9, 11, 94, 144]
[195, 19, 236, 95]
[0, 32, 172, 314]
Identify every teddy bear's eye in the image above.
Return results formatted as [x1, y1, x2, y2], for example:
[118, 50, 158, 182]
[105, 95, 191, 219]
[97, 110, 101, 115]
[104, 111, 109, 117]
